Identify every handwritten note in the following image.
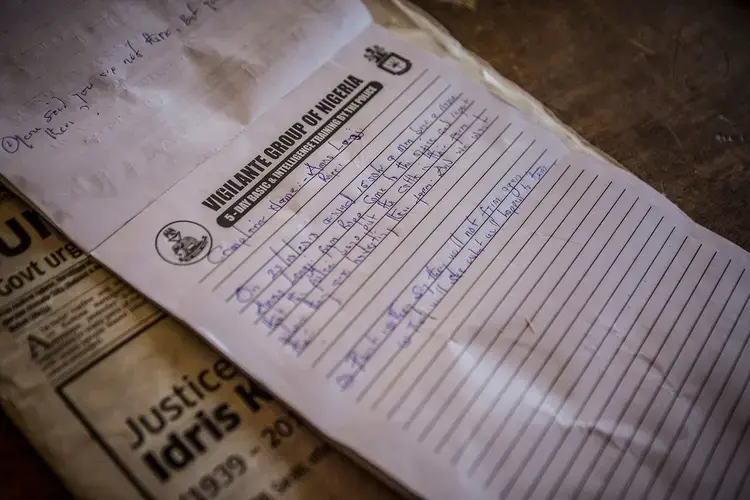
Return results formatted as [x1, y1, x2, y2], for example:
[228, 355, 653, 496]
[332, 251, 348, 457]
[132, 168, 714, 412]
[22, 20, 750, 500]
[0, 0, 371, 249]
[1, 3, 225, 155]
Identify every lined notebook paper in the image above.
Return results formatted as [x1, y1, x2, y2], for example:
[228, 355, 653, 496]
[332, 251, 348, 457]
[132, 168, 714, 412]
[3, 12, 749, 500]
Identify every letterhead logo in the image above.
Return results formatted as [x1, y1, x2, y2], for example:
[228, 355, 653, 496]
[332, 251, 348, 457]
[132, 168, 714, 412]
[364, 45, 411, 76]
[155, 221, 211, 266]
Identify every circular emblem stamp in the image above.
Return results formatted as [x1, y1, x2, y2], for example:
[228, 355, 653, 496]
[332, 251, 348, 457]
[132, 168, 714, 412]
[155, 221, 212, 266]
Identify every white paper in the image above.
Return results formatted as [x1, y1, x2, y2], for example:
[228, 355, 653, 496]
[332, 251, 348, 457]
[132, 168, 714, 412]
[0, 0, 370, 250]
[82, 25, 750, 499]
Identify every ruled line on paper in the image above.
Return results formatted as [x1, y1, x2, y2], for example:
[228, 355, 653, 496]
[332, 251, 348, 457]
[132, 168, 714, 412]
[340, 150, 564, 398]
[249, 103, 489, 354]
[303, 121, 518, 370]
[380, 164, 576, 421]
[636, 267, 745, 500]
[269, 109, 498, 356]
[730, 468, 750, 500]
[455, 192, 640, 478]
[683, 344, 750, 499]
[394, 168, 591, 430]
[449, 204, 654, 463]
[543, 236, 698, 500]
[443, 188, 637, 456]
[673, 292, 750, 500]
[231, 92, 472, 320]
[604, 257, 732, 500]
[245, 98, 478, 320]
[583, 248, 715, 500]
[715, 423, 750, 500]
[706, 366, 750, 500]
[489, 207, 660, 498]
[366, 155, 561, 410]
[253, 100, 483, 330]
[215, 72, 446, 293]
[324, 143, 557, 390]
[515, 225, 682, 500]
[432, 182, 623, 459]
[348, 130, 534, 402]
[437, 180, 616, 472]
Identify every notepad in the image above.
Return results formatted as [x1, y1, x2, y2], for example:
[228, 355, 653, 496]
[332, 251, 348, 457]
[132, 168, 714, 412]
[2, 3, 749, 499]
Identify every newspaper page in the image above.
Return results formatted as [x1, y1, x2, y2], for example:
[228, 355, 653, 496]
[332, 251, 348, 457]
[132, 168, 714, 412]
[0, 0, 370, 250]
[91, 25, 750, 500]
[0, 187, 399, 499]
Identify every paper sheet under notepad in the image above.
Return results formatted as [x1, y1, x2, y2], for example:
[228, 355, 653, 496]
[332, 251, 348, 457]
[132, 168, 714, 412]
[1, 3, 749, 500]
[0, 0, 370, 250]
